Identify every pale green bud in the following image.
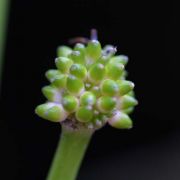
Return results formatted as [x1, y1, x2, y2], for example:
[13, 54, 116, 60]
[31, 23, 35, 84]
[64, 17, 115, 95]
[62, 95, 79, 112]
[75, 106, 93, 122]
[101, 79, 119, 96]
[117, 80, 134, 96]
[120, 70, 128, 80]
[86, 40, 102, 61]
[98, 55, 110, 65]
[108, 111, 132, 129]
[42, 85, 60, 102]
[74, 43, 86, 59]
[66, 75, 84, 95]
[127, 90, 135, 97]
[69, 64, 87, 80]
[122, 107, 134, 114]
[35, 103, 67, 122]
[120, 95, 138, 109]
[80, 91, 96, 106]
[69, 51, 84, 64]
[57, 46, 72, 57]
[97, 96, 116, 113]
[106, 62, 124, 80]
[51, 74, 67, 88]
[55, 57, 73, 73]
[109, 55, 129, 66]
[88, 63, 105, 83]
[45, 69, 61, 82]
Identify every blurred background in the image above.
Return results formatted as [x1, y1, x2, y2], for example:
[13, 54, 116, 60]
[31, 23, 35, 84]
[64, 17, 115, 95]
[0, 0, 177, 179]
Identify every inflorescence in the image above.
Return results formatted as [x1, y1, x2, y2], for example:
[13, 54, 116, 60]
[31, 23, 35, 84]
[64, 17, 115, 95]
[35, 34, 138, 130]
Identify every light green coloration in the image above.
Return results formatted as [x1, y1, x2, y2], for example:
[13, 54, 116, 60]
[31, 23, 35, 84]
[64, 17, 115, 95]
[76, 106, 93, 122]
[62, 95, 79, 113]
[90, 86, 101, 97]
[120, 95, 138, 109]
[80, 91, 96, 106]
[109, 55, 129, 66]
[35, 103, 66, 122]
[42, 85, 58, 101]
[51, 74, 67, 88]
[69, 64, 87, 80]
[97, 96, 116, 113]
[0, 0, 10, 89]
[122, 107, 134, 114]
[98, 55, 110, 65]
[109, 111, 132, 129]
[57, 46, 72, 57]
[106, 62, 124, 80]
[55, 57, 73, 73]
[66, 75, 84, 95]
[86, 40, 102, 60]
[47, 126, 93, 180]
[69, 51, 84, 64]
[117, 80, 134, 96]
[101, 79, 119, 96]
[74, 43, 86, 59]
[88, 63, 105, 83]
[45, 69, 61, 82]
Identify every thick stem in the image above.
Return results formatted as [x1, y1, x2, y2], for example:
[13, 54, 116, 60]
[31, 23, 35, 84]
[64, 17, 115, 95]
[0, 0, 10, 89]
[47, 125, 93, 180]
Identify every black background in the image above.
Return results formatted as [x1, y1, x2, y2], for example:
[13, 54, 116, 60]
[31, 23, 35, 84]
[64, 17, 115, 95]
[0, 0, 177, 180]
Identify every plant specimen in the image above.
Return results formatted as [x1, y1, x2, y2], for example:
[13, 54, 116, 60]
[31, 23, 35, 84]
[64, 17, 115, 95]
[35, 30, 138, 180]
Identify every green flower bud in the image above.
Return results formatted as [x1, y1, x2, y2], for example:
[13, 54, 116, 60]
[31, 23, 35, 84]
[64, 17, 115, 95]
[35, 103, 67, 122]
[120, 95, 138, 109]
[75, 106, 93, 122]
[66, 75, 84, 95]
[122, 107, 134, 114]
[98, 55, 110, 65]
[127, 90, 135, 97]
[80, 91, 96, 106]
[109, 55, 129, 66]
[101, 79, 119, 96]
[55, 57, 73, 73]
[62, 95, 79, 112]
[117, 80, 134, 96]
[74, 43, 86, 59]
[88, 63, 105, 83]
[120, 70, 128, 80]
[86, 40, 102, 61]
[51, 74, 67, 88]
[57, 46, 72, 57]
[91, 112, 107, 127]
[108, 111, 132, 129]
[97, 96, 116, 113]
[42, 85, 60, 102]
[106, 62, 124, 80]
[45, 69, 61, 82]
[69, 51, 84, 64]
[69, 64, 87, 80]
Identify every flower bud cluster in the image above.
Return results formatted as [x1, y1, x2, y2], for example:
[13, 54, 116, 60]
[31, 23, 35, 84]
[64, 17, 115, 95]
[35, 40, 138, 130]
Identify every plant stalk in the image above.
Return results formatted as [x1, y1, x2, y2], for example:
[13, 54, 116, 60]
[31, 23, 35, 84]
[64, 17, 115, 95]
[0, 0, 10, 89]
[47, 125, 93, 180]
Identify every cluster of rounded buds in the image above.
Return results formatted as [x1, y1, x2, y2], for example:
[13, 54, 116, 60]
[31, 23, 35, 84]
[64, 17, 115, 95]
[35, 34, 138, 130]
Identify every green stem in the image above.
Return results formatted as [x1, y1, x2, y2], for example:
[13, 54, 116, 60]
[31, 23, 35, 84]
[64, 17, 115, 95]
[0, 0, 10, 89]
[47, 125, 93, 180]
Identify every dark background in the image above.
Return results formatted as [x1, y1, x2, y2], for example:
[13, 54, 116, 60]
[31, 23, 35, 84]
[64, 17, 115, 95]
[0, 0, 177, 180]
